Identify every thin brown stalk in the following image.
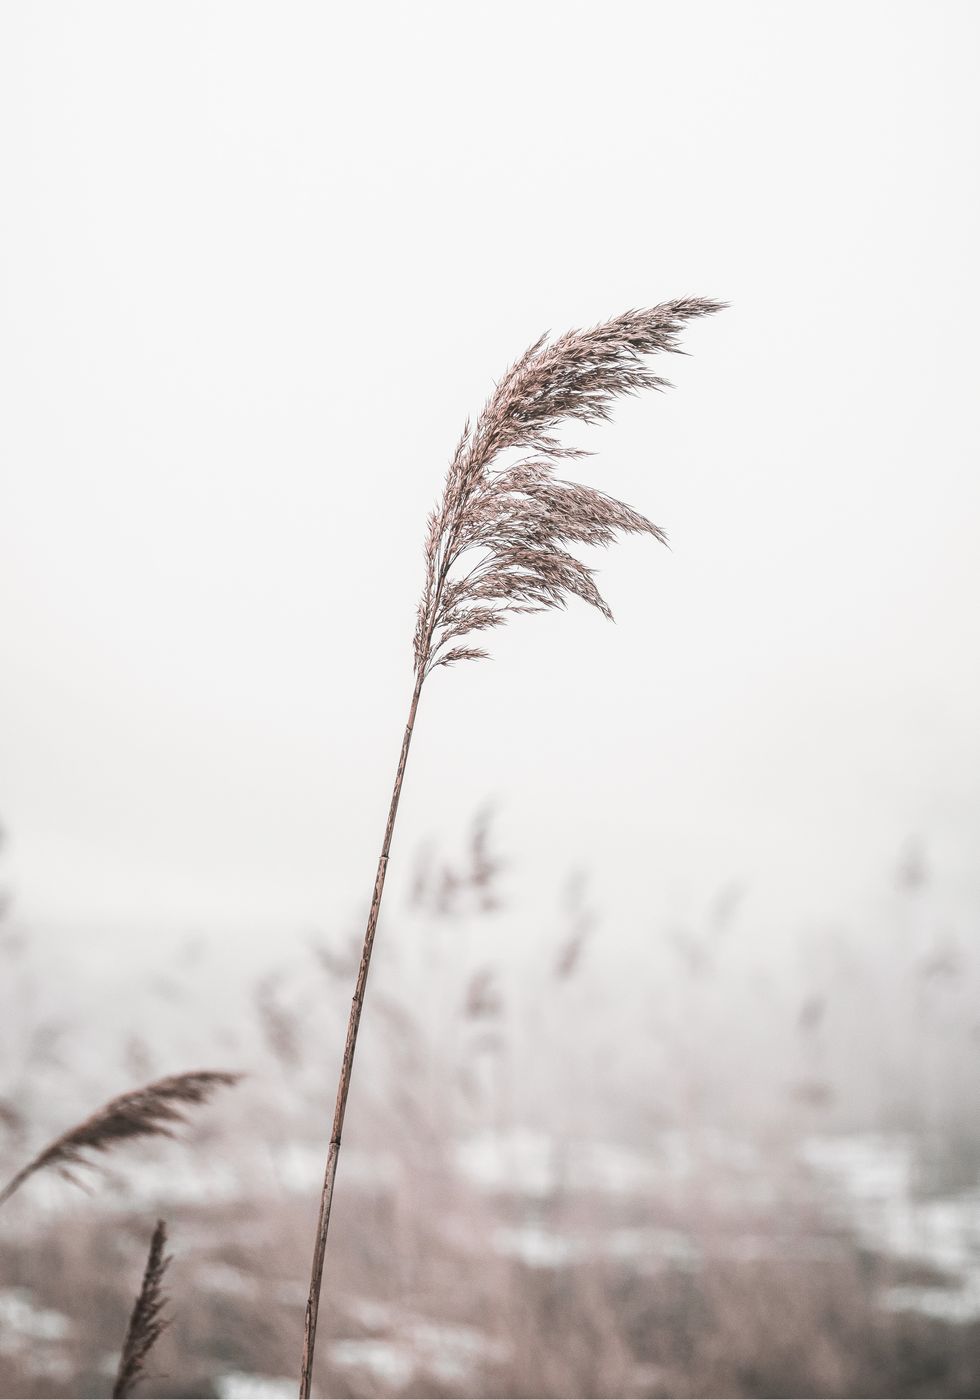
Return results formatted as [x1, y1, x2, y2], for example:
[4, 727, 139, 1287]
[113, 1219, 171, 1398]
[0, 1070, 241, 1207]
[299, 299, 724, 1397]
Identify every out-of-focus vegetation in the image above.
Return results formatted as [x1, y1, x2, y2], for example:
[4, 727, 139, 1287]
[1, 815, 979, 1398]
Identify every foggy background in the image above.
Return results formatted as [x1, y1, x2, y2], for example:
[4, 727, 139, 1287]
[1, 3, 979, 1397]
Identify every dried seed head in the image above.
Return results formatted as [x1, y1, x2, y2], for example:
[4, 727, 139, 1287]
[415, 299, 725, 675]
[0, 1071, 242, 1207]
[113, 1219, 171, 1398]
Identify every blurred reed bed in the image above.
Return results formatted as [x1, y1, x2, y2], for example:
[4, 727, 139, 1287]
[1, 815, 979, 1397]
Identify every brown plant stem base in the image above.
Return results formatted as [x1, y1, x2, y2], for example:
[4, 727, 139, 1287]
[300, 673, 424, 1396]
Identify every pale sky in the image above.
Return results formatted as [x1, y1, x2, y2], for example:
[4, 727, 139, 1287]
[1, 1, 978, 972]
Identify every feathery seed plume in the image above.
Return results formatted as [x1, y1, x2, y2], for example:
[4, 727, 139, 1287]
[112, 1218, 171, 1398]
[414, 299, 726, 675]
[0, 1071, 242, 1207]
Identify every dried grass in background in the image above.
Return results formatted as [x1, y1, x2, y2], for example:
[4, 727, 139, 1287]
[112, 1219, 171, 1399]
[0, 1072, 241, 1208]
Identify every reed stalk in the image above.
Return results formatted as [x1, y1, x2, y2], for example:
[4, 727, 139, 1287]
[299, 299, 724, 1396]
